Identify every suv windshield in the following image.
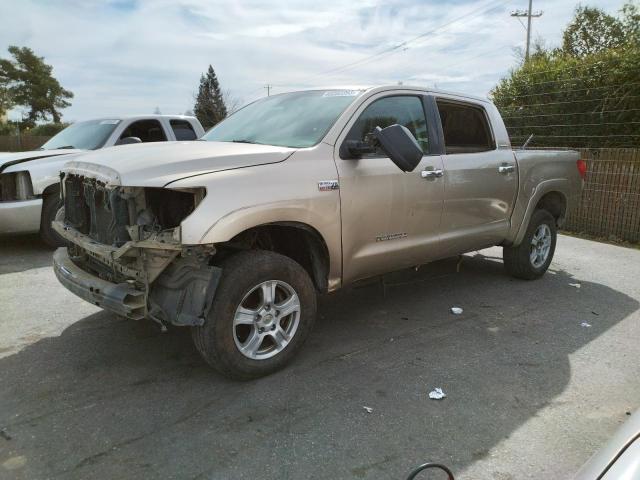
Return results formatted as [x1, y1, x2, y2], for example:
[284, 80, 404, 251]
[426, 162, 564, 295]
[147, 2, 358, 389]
[41, 119, 121, 150]
[203, 89, 363, 148]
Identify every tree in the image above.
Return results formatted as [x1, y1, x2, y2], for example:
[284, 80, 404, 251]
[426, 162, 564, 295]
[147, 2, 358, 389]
[222, 88, 242, 115]
[0, 46, 73, 126]
[621, 2, 640, 45]
[193, 65, 227, 129]
[0, 86, 13, 120]
[491, 2, 640, 149]
[562, 6, 627, 57]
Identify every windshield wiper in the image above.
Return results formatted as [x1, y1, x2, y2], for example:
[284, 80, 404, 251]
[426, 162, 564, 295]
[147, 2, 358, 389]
[231, 139, 260, 144]
[55, 145, 76, 150]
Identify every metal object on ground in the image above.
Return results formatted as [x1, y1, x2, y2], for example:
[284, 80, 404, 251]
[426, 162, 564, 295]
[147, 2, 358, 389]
[406, 462, 455, 480]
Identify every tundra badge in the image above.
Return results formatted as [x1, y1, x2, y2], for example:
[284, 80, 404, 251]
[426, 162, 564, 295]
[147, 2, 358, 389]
[318, 180, 339, 191]
[376, 232, 408, 242]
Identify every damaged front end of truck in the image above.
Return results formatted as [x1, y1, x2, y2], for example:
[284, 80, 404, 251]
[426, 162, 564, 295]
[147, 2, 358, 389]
[52, 171, 221, 328]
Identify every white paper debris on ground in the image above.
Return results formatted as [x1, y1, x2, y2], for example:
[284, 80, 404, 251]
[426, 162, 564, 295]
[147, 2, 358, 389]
[569, 283, 581, 289]
[428, 388, 446, 400]
[581, 322, 592, 328]
[450, 307, 463, 315]
[362, 406, 373, 413]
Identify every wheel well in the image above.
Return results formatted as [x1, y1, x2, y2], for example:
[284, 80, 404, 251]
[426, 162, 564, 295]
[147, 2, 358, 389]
[42, 183, 60, 198]
[535, 191, 567, 226]
[219, 223, 330, 293]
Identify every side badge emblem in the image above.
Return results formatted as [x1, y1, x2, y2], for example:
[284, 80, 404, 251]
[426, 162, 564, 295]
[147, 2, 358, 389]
[318, 180, 339, 191]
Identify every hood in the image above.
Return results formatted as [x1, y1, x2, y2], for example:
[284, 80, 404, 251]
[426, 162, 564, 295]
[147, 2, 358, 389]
[62, 141, 296, 187]
[0, 149, 84, 173]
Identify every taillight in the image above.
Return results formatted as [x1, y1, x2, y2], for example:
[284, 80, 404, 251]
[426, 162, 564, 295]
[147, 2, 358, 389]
[577, 159, 587, 180]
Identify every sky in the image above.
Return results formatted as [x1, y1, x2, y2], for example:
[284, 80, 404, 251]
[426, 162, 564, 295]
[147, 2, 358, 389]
[0, 0, 626, 122]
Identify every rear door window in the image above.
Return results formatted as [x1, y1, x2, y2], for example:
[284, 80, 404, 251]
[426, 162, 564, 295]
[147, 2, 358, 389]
[436, 101, 494, 154]
[345, 95, 429, 156]
[120, 120, 167, 142]
[170, 120, 198, 140]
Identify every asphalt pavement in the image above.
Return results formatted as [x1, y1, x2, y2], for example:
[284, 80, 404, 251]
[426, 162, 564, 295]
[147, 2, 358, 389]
[1, 234, 638, 480]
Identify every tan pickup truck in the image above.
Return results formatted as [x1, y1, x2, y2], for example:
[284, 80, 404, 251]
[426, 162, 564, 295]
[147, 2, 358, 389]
[52, 86, 585, 379]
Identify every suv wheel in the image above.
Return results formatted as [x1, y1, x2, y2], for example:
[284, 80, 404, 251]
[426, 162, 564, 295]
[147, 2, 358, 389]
[503, 209, 557, 280]
[192, 250, 317, 380]
[40, 193, 66, 248]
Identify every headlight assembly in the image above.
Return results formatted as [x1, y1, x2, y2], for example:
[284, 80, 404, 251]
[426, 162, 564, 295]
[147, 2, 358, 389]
[0, 171, 35, 201]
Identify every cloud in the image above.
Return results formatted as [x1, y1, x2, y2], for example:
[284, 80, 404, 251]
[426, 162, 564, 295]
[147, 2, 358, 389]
[0, 0, 625, 121]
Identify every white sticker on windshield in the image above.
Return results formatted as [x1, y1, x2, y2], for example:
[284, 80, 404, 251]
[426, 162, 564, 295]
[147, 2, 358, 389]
[322, 90, 361, 97]
[100, 119, 120, 124]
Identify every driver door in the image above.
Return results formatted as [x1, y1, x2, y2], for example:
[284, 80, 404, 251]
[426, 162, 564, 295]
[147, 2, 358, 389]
[334, 93, 444, 284]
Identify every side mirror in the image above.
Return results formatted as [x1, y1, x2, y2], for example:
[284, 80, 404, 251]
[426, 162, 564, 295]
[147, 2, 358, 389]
[115, 136, 142, 146]
[373, 124, 423, 172]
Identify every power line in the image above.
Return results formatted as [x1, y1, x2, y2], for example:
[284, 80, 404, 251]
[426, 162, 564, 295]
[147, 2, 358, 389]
[504, 74, 610, 88]
[502, 108, 640, 118]
[504, 82, 640, 98]
[405, 43, 521, 83]
[500, 94, 640, 108]
[505, 58, 624, 77]
[293, 0, 514, 83]
[510, 134, 640, 137]
[506, 121, 640, 128]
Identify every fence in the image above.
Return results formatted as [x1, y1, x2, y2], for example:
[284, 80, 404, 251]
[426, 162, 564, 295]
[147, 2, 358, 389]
[493, 52, 639, 244]
[565, 148, 640, 243]
[0, 135, 51, 152]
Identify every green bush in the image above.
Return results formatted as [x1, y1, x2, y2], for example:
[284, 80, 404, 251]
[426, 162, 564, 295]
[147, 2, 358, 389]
[491, 2, 640, 149]
[0, 121, 18, 136]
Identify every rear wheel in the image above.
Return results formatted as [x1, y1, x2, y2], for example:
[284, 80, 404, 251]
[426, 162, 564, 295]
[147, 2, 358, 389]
[40, 193, 66, 248]
[192, 250, 317, 380]
[503, 209, 557, 280]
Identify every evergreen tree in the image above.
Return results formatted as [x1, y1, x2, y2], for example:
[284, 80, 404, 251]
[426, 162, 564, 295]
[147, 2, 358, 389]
[0, 46, 73, 126]
[193, 65, 227, 129]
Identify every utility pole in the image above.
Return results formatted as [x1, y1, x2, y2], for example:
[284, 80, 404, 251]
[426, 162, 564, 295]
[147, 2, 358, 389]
[511, 0, 543, 61]
[264, 85, 272, 96]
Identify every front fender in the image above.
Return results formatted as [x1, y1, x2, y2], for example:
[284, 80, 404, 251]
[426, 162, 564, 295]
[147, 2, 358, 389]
[168, 145, 343, 289]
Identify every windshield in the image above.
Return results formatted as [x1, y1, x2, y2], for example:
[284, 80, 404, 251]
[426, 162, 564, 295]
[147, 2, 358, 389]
[41, 119, 121, 150]
[203, 89, 363, 148]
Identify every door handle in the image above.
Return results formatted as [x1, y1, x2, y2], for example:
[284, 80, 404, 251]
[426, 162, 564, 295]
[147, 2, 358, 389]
[421, 168, 443, 179]
[498, 164, 515, 174]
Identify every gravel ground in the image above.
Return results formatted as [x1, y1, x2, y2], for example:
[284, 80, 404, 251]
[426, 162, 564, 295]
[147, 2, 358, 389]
[0, 234, 638, 480]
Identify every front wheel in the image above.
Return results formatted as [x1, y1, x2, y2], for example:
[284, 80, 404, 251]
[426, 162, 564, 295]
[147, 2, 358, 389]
[503, 209, 557, 280]
[40, 193, 66, 248]
[192, 250, 317, 380]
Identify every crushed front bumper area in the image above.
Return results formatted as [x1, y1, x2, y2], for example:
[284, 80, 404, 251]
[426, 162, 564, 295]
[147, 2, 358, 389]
[52, 222, 223, 326]
[53, 247, 146, 319]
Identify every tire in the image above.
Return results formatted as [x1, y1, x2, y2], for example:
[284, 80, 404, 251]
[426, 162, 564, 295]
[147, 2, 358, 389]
[192, 250, 317, 380]
[40, 193, 66, 248]
[503, 209, 557, 280]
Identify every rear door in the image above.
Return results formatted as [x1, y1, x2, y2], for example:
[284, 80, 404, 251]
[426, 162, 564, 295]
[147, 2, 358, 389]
[434, 98, 517, 256]
[334, 92, 445, 284]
